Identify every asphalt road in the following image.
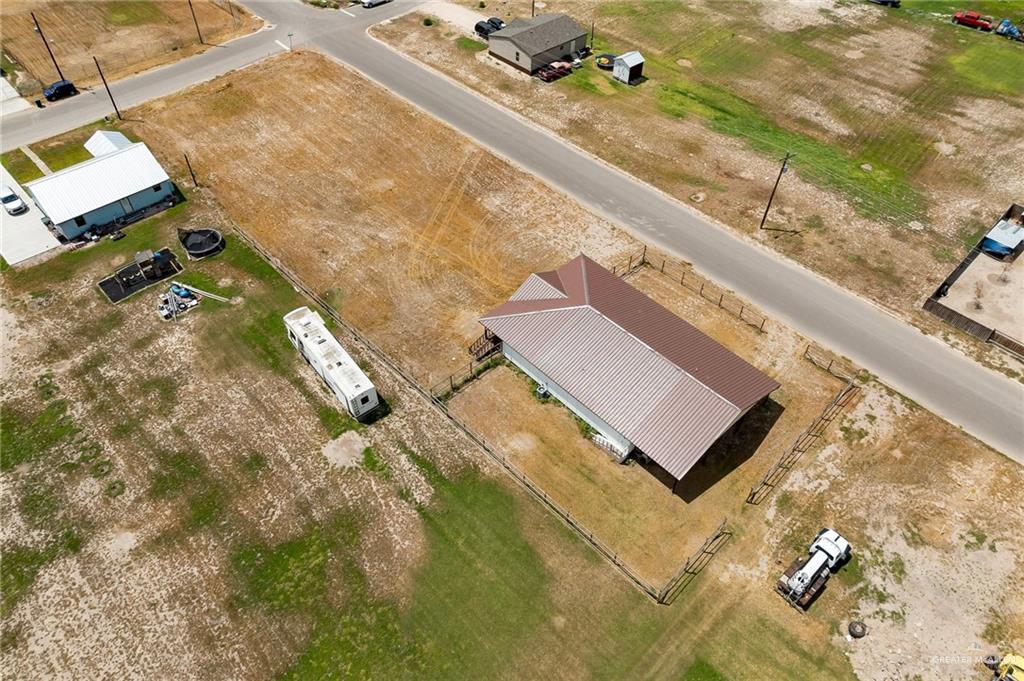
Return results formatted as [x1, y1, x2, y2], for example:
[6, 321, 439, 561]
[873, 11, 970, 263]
[2, 0, 1021, 460]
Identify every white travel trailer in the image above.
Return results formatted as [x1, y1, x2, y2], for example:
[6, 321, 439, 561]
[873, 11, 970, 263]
[284, 307, 379, 419]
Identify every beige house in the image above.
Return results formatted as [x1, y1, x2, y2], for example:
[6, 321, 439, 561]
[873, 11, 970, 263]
[488, 14, 587, 74]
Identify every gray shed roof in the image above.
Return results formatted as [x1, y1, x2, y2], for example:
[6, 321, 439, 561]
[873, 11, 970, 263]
[489, 14, 586, 56]
[480, 254, 779, 480]
[615, 50, 645, 67]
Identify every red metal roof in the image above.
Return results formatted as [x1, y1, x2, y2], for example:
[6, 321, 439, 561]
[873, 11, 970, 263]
[480, 254, 779, 479]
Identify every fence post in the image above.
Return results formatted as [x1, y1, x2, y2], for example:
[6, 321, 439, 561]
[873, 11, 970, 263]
[628, 255, 633, 270]
[718, 293, 724, 307]
[739, 304, 745, 319]
[641, 245, 647, 265]
[450, 375, 454, 393]
[660, 258, 665, 273]
[680, 271, 685, 285]
[700, 282, 705, 296]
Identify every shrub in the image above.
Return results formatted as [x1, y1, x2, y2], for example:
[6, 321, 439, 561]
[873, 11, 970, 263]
[423, 16, 436, 27]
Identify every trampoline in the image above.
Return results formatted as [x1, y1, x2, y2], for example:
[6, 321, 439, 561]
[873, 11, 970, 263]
[179, 228, 225, 259]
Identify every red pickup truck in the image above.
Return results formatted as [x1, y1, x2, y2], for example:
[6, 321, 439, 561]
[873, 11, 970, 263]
[952, 10, 994, 31]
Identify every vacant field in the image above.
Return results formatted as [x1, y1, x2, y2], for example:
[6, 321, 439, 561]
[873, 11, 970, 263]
[449, 263, 842, 585]
[4, 50, 1022, 681]
[373, 1, 1024, 369]
[111, 50, 635, 386]
[0, 0, 259, 95]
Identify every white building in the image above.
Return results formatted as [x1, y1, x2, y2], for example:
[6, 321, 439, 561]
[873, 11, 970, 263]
[613, 51, 644, 85]
[284, 307, 379, 420]
[24, 130, 174, 241]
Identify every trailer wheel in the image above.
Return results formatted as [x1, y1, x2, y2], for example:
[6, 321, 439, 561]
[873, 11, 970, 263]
[848, 621, 868, 639]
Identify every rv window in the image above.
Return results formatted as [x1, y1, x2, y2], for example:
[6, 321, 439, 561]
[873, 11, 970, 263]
[515, 51, 519, 61]
[74, 215, 86, 227]
[152, 184, 162, 192]
[360, 396, 370, 405]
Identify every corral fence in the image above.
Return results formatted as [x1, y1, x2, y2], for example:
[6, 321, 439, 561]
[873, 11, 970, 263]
[611, 247, 768, 333]
[746, 347, 861, 505]
[429, 354, 504, 402]
[228, 225, 722, 604]
[656, 519, 731, 605]
[802, 342, 859, 382]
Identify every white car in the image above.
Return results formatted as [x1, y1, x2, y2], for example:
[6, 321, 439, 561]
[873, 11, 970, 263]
[1, 185, 28, 215]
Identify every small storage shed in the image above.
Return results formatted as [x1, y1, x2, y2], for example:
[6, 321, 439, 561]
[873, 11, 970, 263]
[613, 51, 644, 84]
[284, 307, 379, 420]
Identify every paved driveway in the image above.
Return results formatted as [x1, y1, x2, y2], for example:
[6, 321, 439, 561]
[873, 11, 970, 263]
[0, 165, 60, 265]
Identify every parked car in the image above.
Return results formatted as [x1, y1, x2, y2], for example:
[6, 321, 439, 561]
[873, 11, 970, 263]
[360, 0, 393, 7]
[475, 20, 496, 39]
[42, 79, 78, 102]
[109, 230, 126, 241]
[952, 10, 994, 31]
[1, 185, 28, 215]
[487, 17, 506, 31]
[536, 64, 571, 82]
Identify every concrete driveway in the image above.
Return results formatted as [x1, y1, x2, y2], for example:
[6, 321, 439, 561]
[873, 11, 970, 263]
[0, 165, 60, 266]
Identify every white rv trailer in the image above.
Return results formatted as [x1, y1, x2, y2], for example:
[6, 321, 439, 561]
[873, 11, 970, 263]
[284, 307, 379, 419]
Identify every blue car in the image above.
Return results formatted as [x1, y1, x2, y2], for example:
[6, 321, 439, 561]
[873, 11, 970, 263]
[43, 80, 78, 102]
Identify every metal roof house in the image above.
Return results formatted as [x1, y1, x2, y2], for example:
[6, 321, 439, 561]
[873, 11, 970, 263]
[24, 130, 174, 241]
[488, 14, 587, 74]
[284, 307, 379, 420]
[613, 50, 645, 85]
[479, 254, 779, 480]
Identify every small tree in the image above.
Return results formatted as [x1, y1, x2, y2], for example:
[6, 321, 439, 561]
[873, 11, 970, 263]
[999, 263, 1011, 284]
[973, 281, 984, 310]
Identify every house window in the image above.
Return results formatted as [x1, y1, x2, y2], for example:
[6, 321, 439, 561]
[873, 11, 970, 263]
[152, 184, 162, 192]
[74, 215, 86, 227]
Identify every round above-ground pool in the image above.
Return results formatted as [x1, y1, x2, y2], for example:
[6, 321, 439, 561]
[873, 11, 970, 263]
[179, 228, 225, 259]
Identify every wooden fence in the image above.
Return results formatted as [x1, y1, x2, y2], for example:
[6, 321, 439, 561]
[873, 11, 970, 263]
[228, 226, 724, 604]
[611, 247, 768, 333]
[746, 349, 861, 506]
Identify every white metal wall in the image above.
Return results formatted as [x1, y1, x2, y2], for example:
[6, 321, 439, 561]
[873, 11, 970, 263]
[504, 344, 633, 457]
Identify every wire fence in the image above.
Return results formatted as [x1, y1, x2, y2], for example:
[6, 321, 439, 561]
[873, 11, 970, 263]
[227, 224, 725, 604]
[611, 247, 768, 333]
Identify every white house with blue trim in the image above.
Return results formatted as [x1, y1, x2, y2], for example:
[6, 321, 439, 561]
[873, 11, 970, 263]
[25, 131, 174, 241]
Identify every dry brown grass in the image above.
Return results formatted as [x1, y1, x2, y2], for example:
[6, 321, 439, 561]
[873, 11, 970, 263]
[0, 0, 259, 93]
[121, 50, 635, 386]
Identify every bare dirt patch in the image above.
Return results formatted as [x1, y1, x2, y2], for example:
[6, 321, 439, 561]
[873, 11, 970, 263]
[121, 50, 635, 387]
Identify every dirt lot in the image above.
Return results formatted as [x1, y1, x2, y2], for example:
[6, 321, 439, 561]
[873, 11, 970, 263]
[372, 1, 1024, 375]
[449, 264, 843, 585]
[942, 254, 1023, 340]
[3, 50, 1022, 680]
[114, 50, 635, 387]
[0, 0, 259, 95]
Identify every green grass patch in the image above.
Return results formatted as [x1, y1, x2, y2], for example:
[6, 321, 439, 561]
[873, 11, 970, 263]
[1, 148, 43, 184]
[149, 451, 227, 532]
[1, 528, 83, 614]
[654, 80, 924, 222]
[149, 451, 205, 499]
[104, 0, 167, 26]
[949, 41, 1024, 96]
[361, 446, 391, 479]
[455, 36, 487, 52]
[681, 658, 729, 681]
[317, 404, 359, 438]
[0, 399, 78, 471]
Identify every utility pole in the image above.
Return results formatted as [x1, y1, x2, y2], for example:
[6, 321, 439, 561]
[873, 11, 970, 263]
[184, 154, 199, 187]
[93, 57, 121, 120]
[188, 0, 204, 44]
[590, 20, 595, 49]
[31, 12, 64, 81]
[758, 152, 794, 231]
